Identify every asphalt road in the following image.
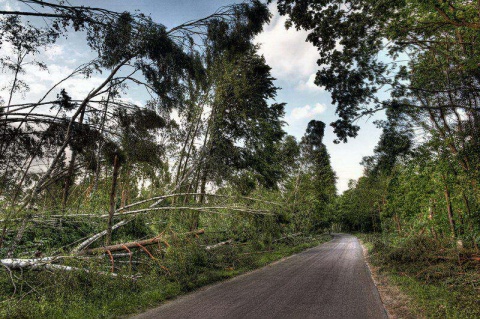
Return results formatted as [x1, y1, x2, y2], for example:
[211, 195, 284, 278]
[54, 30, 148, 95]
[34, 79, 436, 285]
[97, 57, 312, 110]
[132, 234, 388, 319]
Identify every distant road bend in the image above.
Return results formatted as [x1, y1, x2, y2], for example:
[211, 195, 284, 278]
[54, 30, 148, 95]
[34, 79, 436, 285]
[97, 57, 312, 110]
[133, 234, 388, 319]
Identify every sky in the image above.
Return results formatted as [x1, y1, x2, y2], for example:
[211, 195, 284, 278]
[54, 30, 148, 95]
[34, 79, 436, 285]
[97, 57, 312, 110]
[0, 0, 383, 193]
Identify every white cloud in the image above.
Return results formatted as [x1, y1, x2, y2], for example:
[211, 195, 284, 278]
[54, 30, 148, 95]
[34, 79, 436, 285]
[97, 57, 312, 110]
[0, 60, 109, 105]
[20, 63, 108, 100]
[25, 63, 73, 83]
[291, 103, 327, 120]
[254, 3, 318, 81]
[118, 97, 143, 108]
[29, 83, 48, 95]
[1, 0, 20, 11]
[44, 45, 65, 61]
[296, 73, 324, 92]
[63, 77, 105, 100]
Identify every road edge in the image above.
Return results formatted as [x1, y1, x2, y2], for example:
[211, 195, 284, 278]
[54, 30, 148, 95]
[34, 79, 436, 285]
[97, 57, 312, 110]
[358, 237, 419, 319]
[358, 238, 391, 318]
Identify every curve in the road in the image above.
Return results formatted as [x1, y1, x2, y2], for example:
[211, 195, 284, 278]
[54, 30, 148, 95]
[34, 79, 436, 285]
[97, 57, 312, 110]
[132, 234, 388, 319]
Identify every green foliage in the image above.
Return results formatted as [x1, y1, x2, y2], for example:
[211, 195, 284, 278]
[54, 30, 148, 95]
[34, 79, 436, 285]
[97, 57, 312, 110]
[275, 121, 337, 233]
[273, 0, 480, 145]
[0, 234, 331, 319]
[361, 233, 480, 318]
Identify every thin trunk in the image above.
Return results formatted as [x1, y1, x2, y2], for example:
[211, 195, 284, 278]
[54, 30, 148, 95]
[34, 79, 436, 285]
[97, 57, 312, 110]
[61, 152, 77, 210]
[0, 155, 35, 248]
[91, 96, 110, 198]
[179, 108, 203, 184]
[0, 53, 24, 154]
[428, 109, 470, 171]
[0, 157, 12, 197]
[469, 224, 479, 253]
[199, 169, 208, 204]
[442, 175, 457, 239]
[192, 170, 207, 230]
[6, 218, 28, 258]
[62, 99, 87, 210]
[174, 125, 194, 187]
[394, 213, 402, 234]
[81, 229, 204, 255]
[120, 168, 130, 208]
[105, 155, 120, 246]
[428, 200, 439, 242]
[193, 166, 202, 203]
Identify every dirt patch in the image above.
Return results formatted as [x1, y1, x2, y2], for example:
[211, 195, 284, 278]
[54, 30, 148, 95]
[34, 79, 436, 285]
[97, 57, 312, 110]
[360, 240, 421, 319]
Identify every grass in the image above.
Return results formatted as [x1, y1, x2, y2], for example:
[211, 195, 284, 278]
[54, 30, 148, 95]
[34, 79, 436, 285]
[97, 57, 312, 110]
[388, 273, 478, 318]
[358, 233, 480, 319]
[0, 234, 331, 319]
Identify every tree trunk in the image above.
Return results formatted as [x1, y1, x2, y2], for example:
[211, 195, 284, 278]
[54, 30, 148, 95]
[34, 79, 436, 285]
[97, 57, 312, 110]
[61, 151, 77, 210]
[120, 168, 131, 209]
[80, 229, 204, 255]
[106, 155, 120, 246]
[6, 217, 29, 257]
[394, 213, 402, 234]
[61, 104, 87, 210]
[443, 177, 457, 239]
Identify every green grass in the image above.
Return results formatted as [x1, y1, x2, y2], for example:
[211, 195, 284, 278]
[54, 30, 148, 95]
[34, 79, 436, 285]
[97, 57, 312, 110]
[358, 233, 480, 319]
[0, 234, 331, 319]
[388, 274, 479, 319]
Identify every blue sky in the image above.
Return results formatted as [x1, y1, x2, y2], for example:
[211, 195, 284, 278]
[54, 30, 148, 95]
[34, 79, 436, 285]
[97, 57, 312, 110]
[0, 0, 383, 192]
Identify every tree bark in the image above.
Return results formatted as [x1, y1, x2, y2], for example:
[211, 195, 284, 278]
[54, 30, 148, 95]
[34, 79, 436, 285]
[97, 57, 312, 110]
[106, 155, 121, 246]
[61, 105, 87, 210]
[120, 168, 131, 209]
[91, 94, 110, 198]
[442, 176, 457, 239]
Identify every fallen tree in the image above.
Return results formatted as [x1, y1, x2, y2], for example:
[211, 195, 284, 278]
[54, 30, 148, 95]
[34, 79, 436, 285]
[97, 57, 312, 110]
[1, 229, 205, 272]
[117, 193, 282, 213]
[78, 229, 205, 255]
[49, 206, 273, 219]
[71, 219, 131, 253]
[205, 239, 233, 251]
[0, 256, 136, 278]
[1, 256, 60, 270]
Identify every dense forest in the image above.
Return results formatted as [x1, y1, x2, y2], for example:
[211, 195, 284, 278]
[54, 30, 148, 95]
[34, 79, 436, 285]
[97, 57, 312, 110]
[1, 0, 480, 318]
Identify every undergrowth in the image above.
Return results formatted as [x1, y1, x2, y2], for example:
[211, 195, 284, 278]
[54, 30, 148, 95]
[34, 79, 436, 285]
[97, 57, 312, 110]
[359, 233, 480, 318]
[0, 233, 331, 319]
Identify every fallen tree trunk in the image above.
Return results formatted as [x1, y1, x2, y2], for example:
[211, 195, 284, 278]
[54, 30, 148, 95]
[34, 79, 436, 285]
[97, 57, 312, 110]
[105, 206, 273, 218]
[78, 229, 205, 255]
[1, 257, 58, 270]
[53, 207, 273, 219]
[43, 264, 136, 278]
[71, 219, 130, 253]
[272, 233, 304, 243]
[50, 206, 273, 219]
[118, 193, 282, 212]
[0, 257, 136, 278]
[69, 166, 202, 254]
[205, 239, 233, 251]
[1, 230, 203, 273]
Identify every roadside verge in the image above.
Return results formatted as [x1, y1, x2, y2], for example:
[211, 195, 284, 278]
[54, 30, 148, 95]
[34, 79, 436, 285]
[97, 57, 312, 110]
[358, 237, 419, 319]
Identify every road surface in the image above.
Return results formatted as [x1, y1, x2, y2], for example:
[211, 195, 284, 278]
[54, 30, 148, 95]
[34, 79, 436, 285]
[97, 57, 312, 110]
[132, 234, 388, 319]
